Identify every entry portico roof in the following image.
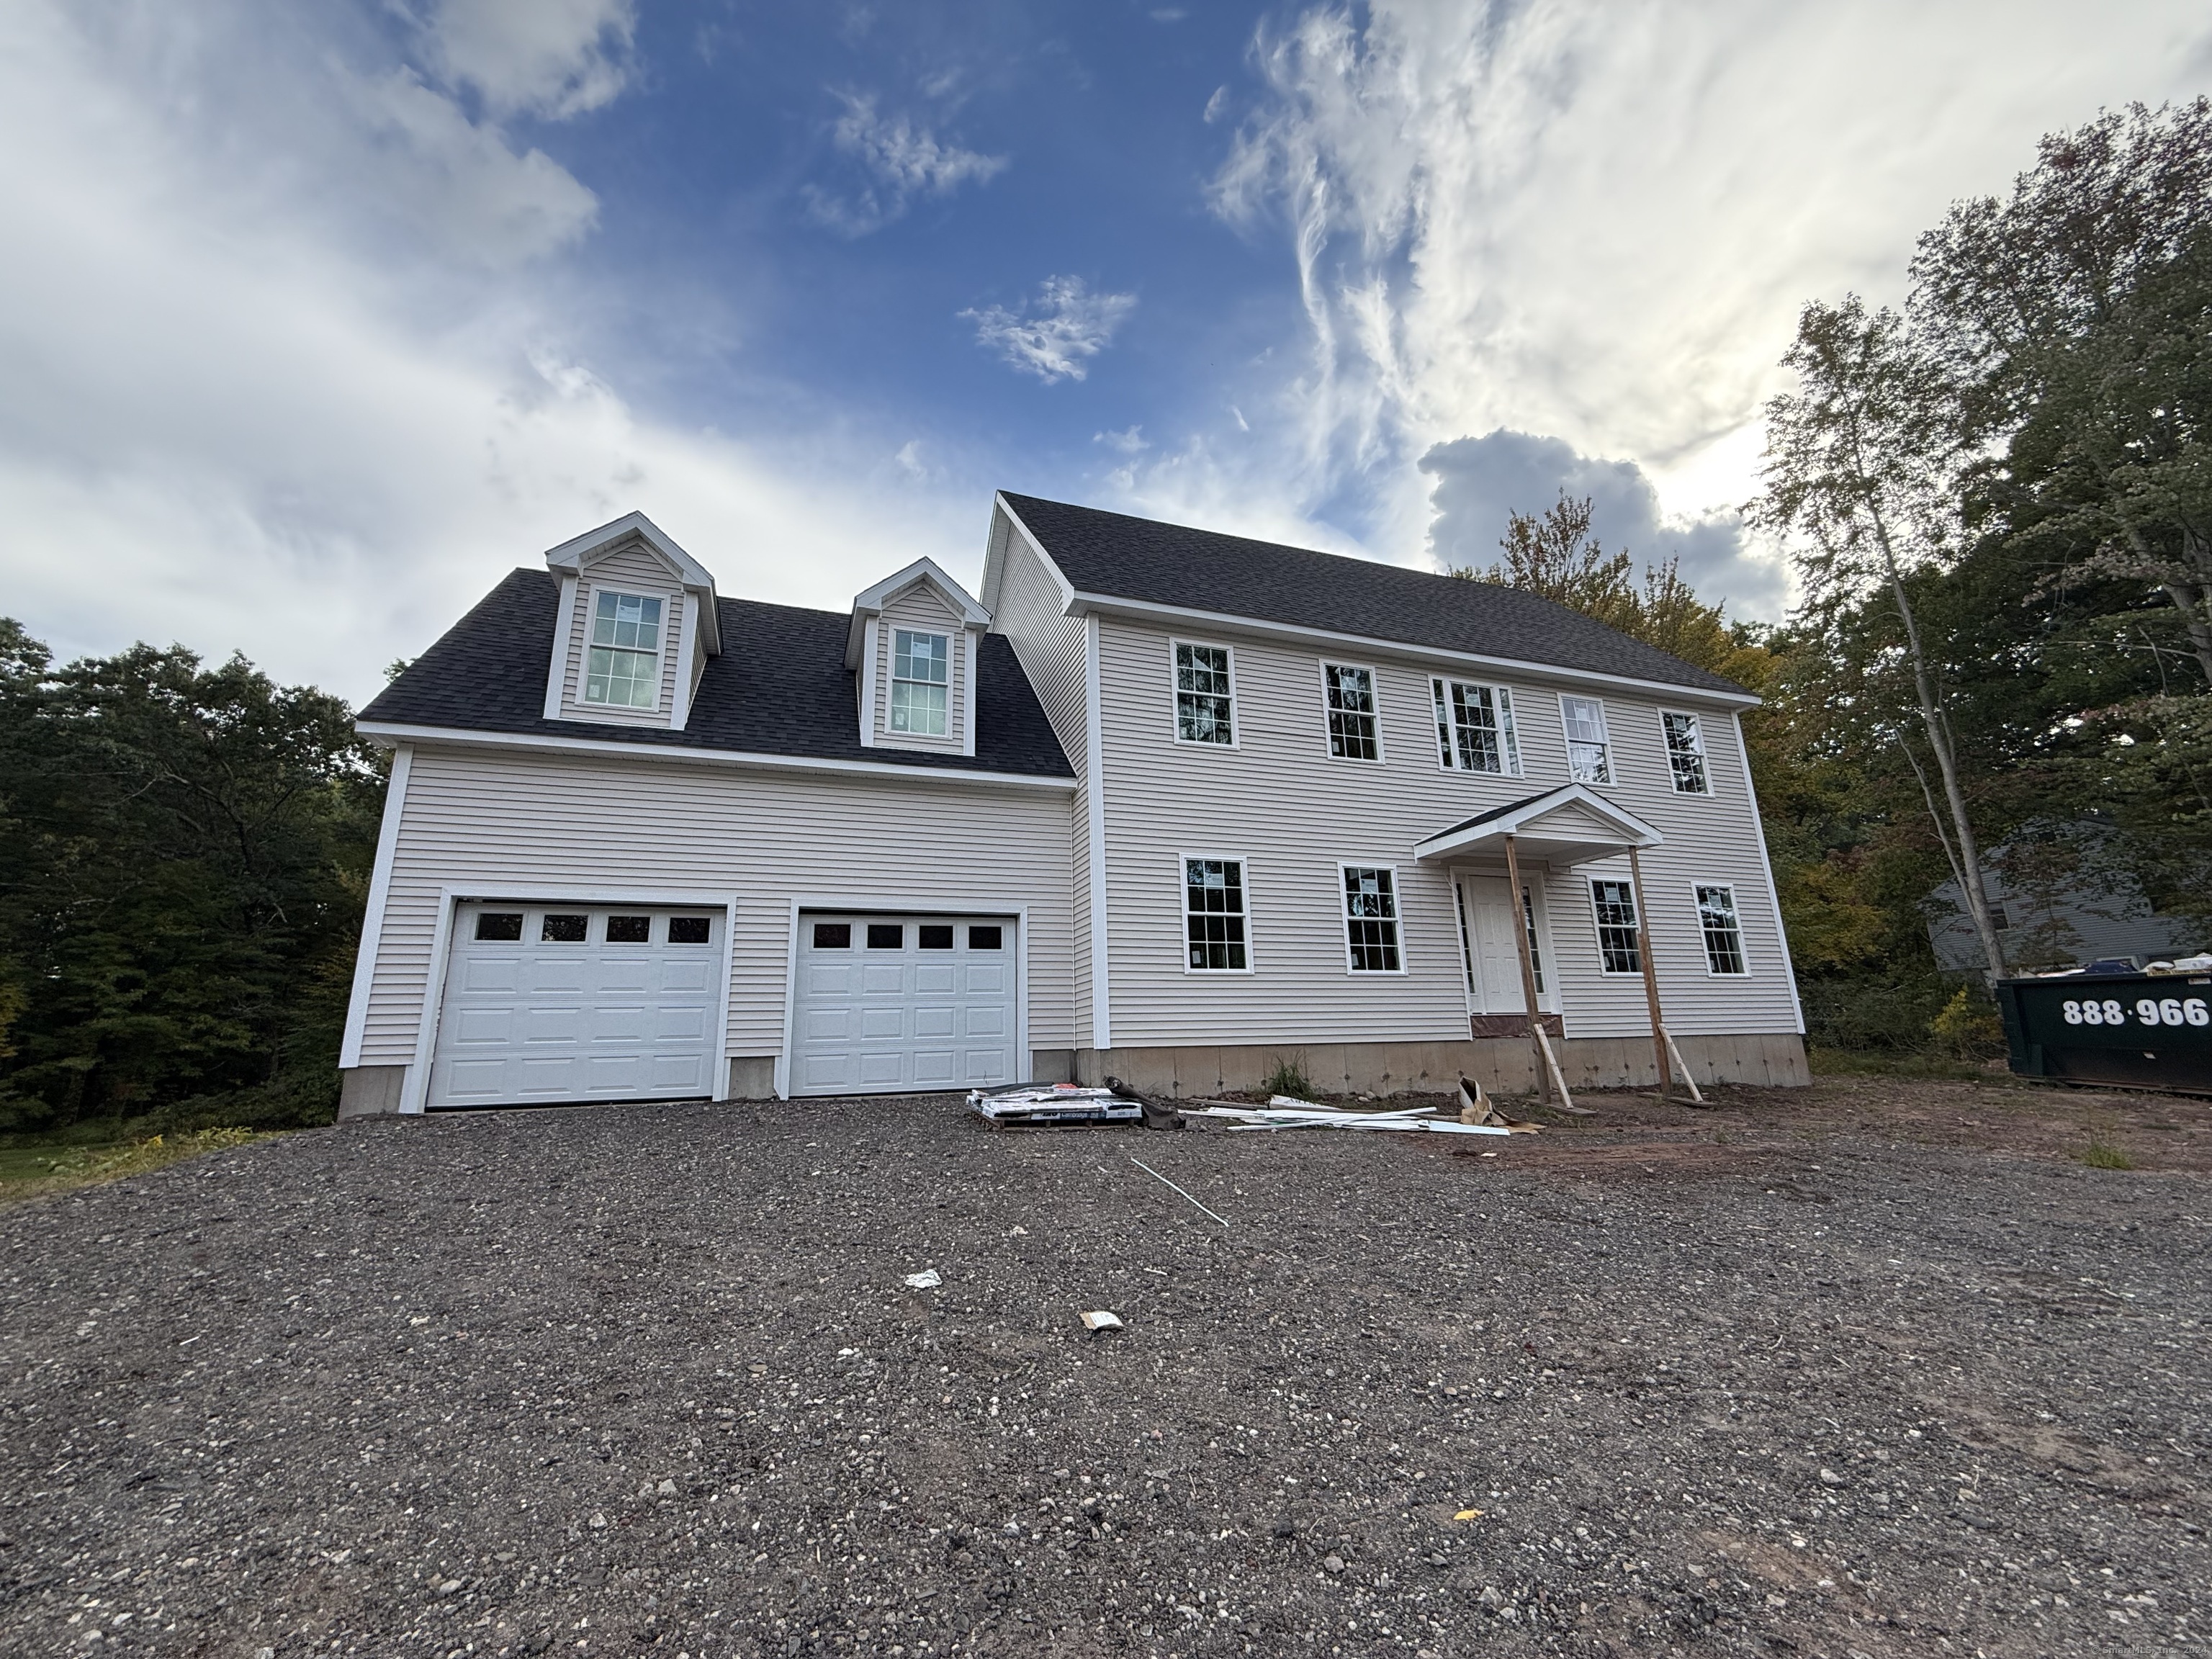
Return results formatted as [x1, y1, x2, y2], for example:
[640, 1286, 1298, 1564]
[1413, 783, 1663, 868]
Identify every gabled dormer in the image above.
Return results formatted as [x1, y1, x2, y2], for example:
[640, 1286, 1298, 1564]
[845, 558, 992, 757]
[540, 513, 721, 731]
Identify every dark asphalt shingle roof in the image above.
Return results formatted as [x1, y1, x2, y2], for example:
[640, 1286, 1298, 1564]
[999, 492, 1749, 697]
[1426, 787, 1573, 842]
[359, 570, 1074, 779]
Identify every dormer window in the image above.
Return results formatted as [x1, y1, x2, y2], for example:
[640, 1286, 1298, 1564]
[890, 629, 950, 735]
[585, 592, 662, 709]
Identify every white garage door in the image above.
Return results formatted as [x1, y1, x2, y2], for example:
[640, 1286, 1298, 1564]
[791, 914, 1019, 1096]
[428, 902, 724, 1108]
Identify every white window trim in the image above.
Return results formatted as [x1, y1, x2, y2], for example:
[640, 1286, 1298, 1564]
[961, 629, 979, 759]
[1587, 873, 1643, 977]
[856, 616, 880, 747]
[1177, 851, 1256, 975]
[669, 593, 699, 730]
[888, 625, 955, 741]
[1169, 637, 1241, 750]
[542, 578, 580, 720]
[1317, 659, 1387, 764]
[1336, 860, 1409, 976]
[1691, 880, 1751, 976]
[1431, 675, 1524, 776]
[1660, 709, 1713, 796]
[579, 582, 668, 715]
[1558, 692, 1616, 786]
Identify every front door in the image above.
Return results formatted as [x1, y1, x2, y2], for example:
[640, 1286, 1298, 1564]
[1460, 877, 1550, 1015]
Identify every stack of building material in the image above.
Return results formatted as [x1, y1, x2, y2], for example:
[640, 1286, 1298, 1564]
[1182, 1097, 1512, 1137]
[967, 1082, 1143, 1127]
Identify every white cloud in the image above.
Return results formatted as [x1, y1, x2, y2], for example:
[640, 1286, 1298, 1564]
[0, 1, 979, 704]
[1094, 426, 1148, 455]
[1194, 0, 2212, 613]
[806, 90, 1008, 235]
[963, 276, 1137, 385]
[418, 0, 637, 120]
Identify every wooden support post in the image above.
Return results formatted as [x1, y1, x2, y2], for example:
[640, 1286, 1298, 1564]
[1662, 1026, 1707, 1105]
[1627, 845, 1674, 1098]
[1501, 834, 1548, 1102]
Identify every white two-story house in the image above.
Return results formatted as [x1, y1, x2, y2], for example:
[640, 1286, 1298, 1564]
[338, 493, 1807, 1116]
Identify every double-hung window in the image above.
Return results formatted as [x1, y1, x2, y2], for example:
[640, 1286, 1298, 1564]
[1663, 711, 1710, 794]
[1341, 866, 1403, 973]
[1561, 696, 1614, 783]
[1184, 858, 1249, 971]
[1696, 884, 1748, 974]
[1174, 642, 1236, 745]
[584, 591, 662, 709]
[1432, 678, 1521, 774]
[891, 629, 950, 736]
[1590, 879, 1642, 974]
[1322, 663, 1381, 760]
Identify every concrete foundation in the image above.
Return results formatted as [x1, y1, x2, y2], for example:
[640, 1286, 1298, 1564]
[338, 1065, 408, 1119]
[1074, 1032, 1808, 1098]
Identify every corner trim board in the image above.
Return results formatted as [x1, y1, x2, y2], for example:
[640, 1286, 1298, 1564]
[1083, 613, 1112, 1049]
[338, 744, 413, 1069]
[1733, 711, 1806, 1034]
[541, 577, 580, 719]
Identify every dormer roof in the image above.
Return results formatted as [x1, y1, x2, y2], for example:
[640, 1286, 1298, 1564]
[544, 511, 721, 655]
[844, 557, 991, 669]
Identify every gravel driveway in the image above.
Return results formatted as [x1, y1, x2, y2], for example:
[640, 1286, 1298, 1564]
[1, 1079, 2206, 1658]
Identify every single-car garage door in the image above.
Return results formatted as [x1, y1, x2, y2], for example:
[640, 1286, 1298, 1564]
[791, 914, 1018, 1096]
[428, 901, 725, 1108]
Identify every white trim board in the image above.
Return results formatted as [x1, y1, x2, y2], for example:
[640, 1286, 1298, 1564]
[1082, 613, 1112, 1050]
[338, 745, 413, 1069]
[356, 721, 1076, 791]
[1734, 711, 1806, 1034]
[541, 578, 580, 720]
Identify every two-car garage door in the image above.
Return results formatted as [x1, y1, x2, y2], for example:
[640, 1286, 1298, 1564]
[426, 901, 1019, 1107]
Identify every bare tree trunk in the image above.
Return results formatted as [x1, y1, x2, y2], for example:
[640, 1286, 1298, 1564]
[2159, 580, 2212, 689]
[1867, 509, 2008, 987]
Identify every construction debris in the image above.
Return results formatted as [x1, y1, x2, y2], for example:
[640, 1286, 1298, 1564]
[967, 1082, 1141, 1128]
[902, 1269, 942, 1290]
[1457, 1076, 1544, 1133]
[1079, 1310, 1124, 1333]
[1105, 1075, 1184, 1130]
[1129, 1156, 1233, 1226]
[1183, 1099, 1512, 1137]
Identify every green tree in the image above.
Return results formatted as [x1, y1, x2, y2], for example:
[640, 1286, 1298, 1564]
[0, 623, 384, 1130]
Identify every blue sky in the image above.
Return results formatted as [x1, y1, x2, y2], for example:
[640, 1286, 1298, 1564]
[4, 1, 2209, 703]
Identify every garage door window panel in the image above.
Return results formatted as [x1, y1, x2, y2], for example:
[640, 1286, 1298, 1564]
[475, 912, 523, 941]
[541, 914, 588, 943]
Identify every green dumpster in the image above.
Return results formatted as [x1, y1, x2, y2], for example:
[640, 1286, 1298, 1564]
[1995, 971, 2212, 1093]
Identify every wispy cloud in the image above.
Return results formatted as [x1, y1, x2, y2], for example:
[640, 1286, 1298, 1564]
[962, 276, 1136, 385]
[806, 90, 1007, 235]
[418, 0, 638, 121]
[1194, 0, 2212, 612]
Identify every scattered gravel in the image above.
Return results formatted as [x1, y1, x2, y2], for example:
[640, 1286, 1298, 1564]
[1, 1078, 2206, 1657]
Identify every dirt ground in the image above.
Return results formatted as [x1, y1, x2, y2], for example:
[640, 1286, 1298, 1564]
[0, 1072, 2205, 1658]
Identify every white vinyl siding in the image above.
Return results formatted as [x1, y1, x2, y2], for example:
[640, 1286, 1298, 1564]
[1431, 678, 1521, 775]
[1089, 616, 1797, 1046]
[353, 747, 1075, 1076]
[984, 519, 1093, 1045]
[1663, 711, 1710, 795]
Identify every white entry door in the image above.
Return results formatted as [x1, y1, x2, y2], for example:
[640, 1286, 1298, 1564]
[1460, 877, 1553, 1015]
[428, 902, 724, 1107]
[791, 914, 1019, 1096]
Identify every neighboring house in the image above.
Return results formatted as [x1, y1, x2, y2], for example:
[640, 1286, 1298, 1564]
[339, 494, 1807, 1115]
[1926, 827, 2202, 975]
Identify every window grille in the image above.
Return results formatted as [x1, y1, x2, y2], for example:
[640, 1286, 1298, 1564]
[1184, 858, 1248, 970]
[1663, 711, 1709, 794]
[1696, 885, 1747, 974]
[1590, 879, 1641, 974]
[1431, 678, 1519, 774]
[1174, 644, 1235, 744]
[1561, 696, 1614, 783]
[1323, 664, 1380, 760]
[1341, 866, 1402, 972]
[585, 591, 662, 708]
[890, 629, 950, 736]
